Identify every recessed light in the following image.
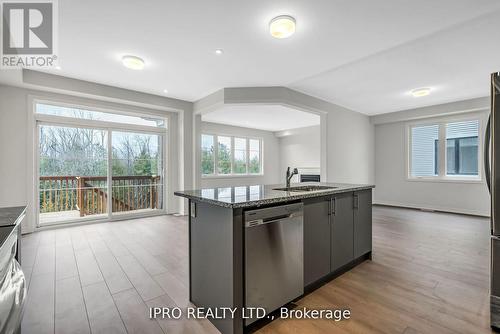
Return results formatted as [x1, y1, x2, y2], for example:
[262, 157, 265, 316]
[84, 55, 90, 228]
[269, 15, 296, 39]
[55, 66, 61, 70]
[121, 55, 145, 70]
[215, 49, 223, 55]
[163, 89, 169, 94]
[411, 87, 431, 97]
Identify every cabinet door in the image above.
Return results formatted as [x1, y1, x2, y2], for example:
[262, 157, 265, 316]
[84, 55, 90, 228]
[331, 193, 354, 271]
[354, 189, 372, 258]
[303, 197, 331, 286]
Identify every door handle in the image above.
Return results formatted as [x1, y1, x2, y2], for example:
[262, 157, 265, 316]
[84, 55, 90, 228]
[485, 114, 491, 194]
[353, 195, 359, 209]
[245, 212, 300, 228]
[331, 198, 336, 215]
[190, 202, 197, 218]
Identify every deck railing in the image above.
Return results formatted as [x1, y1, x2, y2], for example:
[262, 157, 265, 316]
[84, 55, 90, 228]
[39, 175, 161, 217]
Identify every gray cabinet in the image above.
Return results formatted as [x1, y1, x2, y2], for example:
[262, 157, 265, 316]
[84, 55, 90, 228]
[330, 193, 354, 271]
[354, 190, 372, 258]
[302, 189, 372, 287]
[303, 197, 331, 286]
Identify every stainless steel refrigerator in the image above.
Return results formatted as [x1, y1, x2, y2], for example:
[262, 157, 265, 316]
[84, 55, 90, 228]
[487, 72, 500, 330]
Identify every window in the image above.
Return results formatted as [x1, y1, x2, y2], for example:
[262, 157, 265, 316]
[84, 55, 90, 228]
[201, 134, 262, 176]
[36, 103, 166, 127]
[446, 121, 479, 176]
[217, 136, 232, 174]
[411, 124, 439, 177]
[249, 139, 261, 174]
[201, 134, 215, 175]
[409, 119, 480, 180]
[234, 138, 247, 174]
[35, 102, 167, 226]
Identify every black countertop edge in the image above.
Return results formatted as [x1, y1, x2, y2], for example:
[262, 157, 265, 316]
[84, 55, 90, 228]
[0, 206, 26, 251]
[174, 183, 375, 208]
[0, 206, 27, 227]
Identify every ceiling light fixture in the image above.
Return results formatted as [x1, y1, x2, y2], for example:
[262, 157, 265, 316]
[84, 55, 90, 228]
[215, 49, 223, 55]
[411, 87, 431, 97]
[269, 15, 296, 39]
[121, 55, 145, 70]
[163, 89, 169, 94]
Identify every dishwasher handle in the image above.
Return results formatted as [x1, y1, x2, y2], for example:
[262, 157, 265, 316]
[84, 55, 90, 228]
[245, 212, 301, 228]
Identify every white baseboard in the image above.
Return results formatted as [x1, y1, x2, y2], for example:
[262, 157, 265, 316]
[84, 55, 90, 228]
[373, 200, 490, 217]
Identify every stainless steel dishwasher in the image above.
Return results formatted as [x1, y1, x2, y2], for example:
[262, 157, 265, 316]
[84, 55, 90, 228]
[244, 202, 304, 326]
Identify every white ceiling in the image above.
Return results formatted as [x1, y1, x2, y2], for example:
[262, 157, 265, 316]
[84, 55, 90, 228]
[1, 0, 500, 114]
[290, 9, 500, 115]
[202, 104, 320, 131]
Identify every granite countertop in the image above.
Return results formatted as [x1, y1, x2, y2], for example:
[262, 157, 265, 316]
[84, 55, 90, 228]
[174, 182, 375, 208]
[0, 206, 26, 250]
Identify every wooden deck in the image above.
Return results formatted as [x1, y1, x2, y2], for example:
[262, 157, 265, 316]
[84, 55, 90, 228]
[39, 175, 162, 221]
[21, 206, 493, 334]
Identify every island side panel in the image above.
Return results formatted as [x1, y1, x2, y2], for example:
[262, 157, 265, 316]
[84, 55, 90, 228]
[353, 189, 373, 259]
[232, 208, 244, 334]
[189, 200, 244, 334]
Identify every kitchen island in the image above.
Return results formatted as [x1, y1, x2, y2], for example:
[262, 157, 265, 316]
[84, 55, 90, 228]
[174, 183, 374, 334]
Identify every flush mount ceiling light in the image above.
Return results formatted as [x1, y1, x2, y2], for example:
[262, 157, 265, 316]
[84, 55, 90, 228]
[411, 87, 431, 97]
[215, 49, 224, 55]
[121, 55, 145, 70]
[269, 15, 296, 39]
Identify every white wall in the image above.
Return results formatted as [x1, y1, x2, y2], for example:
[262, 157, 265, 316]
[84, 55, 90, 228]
[278, 125, 320, 170]
[195, 87, 376, 185]
[200, 122, 281, 188]
[0, 86, 29, 213]
[0, 82, 193, 232]
[327, 106, 375, 184]
[199, 104, 375, 190]
[373, 108, 490, 216]
[277, 125, 320, 182]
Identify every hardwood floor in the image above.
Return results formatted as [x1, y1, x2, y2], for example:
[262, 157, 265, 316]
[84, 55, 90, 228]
[21, 206, 493, 334]
[21, 214, 219, 334]
[259, 206, 492, 334]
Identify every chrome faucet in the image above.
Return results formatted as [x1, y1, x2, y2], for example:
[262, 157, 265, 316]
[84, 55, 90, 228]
[286, 167, 299, 188]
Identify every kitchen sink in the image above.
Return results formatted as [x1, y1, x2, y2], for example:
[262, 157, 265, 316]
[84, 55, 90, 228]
[273, 185, 338, 192]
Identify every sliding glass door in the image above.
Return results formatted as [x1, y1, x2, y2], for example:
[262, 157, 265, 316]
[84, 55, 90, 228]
[36, 102, 167, 226]
[38, 124, 109, 224]
[111, 131, 164, 216]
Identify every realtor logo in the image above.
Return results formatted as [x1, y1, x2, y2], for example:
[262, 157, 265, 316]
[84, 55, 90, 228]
[1, 0, 58, 68]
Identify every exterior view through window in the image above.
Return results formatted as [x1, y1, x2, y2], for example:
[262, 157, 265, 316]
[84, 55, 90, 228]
[410, 119, 479, 179]
[111, 131, 163, 216]
[36, 103, 166, 225]
[446, 121, 479, 175]
[201, 134, 262, 176]
[217, 136, 232, 174]
[39, 125, 109, 222]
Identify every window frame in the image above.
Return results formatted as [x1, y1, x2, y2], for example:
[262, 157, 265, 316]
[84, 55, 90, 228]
[406, 113, 486, 183]
[201, 133, 263, 178]
[32, 98, 170, 228]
